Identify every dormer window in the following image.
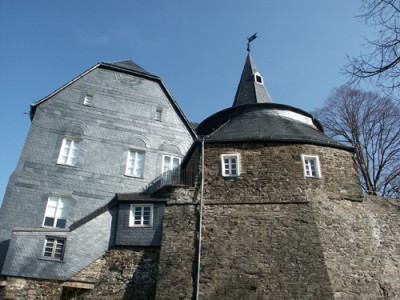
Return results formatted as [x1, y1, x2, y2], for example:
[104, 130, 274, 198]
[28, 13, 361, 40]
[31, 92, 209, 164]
[254, 72, 263, 85]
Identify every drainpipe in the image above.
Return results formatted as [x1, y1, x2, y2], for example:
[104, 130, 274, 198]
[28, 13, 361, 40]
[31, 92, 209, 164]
[195, 138, 205, 300]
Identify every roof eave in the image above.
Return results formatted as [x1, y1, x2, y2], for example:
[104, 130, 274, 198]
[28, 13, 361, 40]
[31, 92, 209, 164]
[197, 137, 355, 152]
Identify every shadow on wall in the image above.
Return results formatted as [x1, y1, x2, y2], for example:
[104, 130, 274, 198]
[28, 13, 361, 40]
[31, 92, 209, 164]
[0, 239, 10, 274]
[61, 247, 160, 300]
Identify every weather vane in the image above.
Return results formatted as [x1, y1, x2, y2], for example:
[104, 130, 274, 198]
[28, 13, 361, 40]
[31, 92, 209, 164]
[247, 33, 257, 52]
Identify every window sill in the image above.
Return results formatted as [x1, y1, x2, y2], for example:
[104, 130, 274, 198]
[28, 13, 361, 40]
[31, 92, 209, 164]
[38, 257, 65, 263]
[56, 163, 78, 168]
[41, 225, 68, 230]
[124, 175, 144, 179]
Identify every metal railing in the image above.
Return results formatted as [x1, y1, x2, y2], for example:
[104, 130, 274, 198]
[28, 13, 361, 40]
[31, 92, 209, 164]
[141, 168, 197, 194]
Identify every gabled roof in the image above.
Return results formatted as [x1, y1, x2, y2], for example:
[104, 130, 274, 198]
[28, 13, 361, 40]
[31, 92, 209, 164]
[232, 52, 273, 106]
[107, 60, 150, 74]
[29, 60, 197, 139]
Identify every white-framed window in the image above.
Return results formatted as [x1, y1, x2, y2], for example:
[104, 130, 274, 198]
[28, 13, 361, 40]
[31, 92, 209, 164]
[162, 155, 181, 174]
[43, 195, 70, 228]
[161, 155, 181, 184]
[57, 138, 80, 166]
[126, 150, 145, 177]
[129, 204, 153, 227]
[43, 237, 66, 260]
[254, 72, 263, 85]
[83, 94, 93, 106]
[221, 153, 240, 177]
[155, 107, 163, 121]
[301, 154, 321, 178]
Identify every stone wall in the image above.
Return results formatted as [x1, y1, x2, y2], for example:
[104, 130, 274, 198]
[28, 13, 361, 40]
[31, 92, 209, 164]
[311, 195, 400, 299]
[155, 142, 365, 299]
[202, 143, 361, 204]
[155, 203, 198, 299]
[1, 277, 63, 299]
[1, 247, 159, 300]
[199, 203, 333, 299]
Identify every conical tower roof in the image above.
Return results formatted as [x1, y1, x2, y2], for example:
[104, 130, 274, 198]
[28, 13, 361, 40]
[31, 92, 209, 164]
[232, 52, 273, 106]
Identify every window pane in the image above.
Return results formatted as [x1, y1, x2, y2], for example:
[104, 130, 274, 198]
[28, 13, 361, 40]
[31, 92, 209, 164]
[44, 217, 55, 227]
[172, 158, 180, 169]
[44, 197, 69, 228]
[130, 205, 152, 226]
[44, 238, 65, 259]
[56, 219, 66, 228]
[163, 156, 171, 172]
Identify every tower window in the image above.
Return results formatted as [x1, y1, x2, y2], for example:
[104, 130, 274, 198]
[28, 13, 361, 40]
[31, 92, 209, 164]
[221, 153, 241, 177]
[301, 154, 321, 178]
[254, 72, 263, 84]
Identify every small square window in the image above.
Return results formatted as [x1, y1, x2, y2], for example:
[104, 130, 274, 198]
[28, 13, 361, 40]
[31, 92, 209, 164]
[126, 150, 145, 177]
[129, 204, 153, 227]
[83, 94, 93, 106]
[57, 138, 80, 166]
[221, 153, 240, 177]
[254, 72, 263, 84]
[43, 237, 66, 260]
[301, 155, 321, 178]
[43, 195, 70, 228]
[155, 108, 162, 121]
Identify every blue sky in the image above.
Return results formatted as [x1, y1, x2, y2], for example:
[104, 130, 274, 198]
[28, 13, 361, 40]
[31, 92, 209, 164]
[0, 0, 374, 204]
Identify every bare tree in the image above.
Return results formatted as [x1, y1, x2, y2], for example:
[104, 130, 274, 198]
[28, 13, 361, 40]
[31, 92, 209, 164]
[314, 85, 400, 198]
[345, 0, 400, 96]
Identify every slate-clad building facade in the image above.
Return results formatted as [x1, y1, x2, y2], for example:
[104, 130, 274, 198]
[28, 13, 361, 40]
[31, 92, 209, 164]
[1, 52, 399, 299]
[0, 60, 195, 282]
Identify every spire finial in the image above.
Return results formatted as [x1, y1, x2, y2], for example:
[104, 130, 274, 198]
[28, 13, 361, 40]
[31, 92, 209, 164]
[247, 33, 257, 52]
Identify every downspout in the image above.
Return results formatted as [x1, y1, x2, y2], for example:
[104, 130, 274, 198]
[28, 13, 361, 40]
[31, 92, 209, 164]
[195, 138, 205, 300]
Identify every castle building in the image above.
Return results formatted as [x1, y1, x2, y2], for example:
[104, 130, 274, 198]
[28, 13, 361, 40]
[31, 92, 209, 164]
[0, 50, 399, 299]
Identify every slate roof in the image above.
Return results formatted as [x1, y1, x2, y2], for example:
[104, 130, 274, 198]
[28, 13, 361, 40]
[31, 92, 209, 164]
[28, 59, 197, 140]
[232, 52, 273, 106]
[195, 52, 352, 151]
[196, 103, 354, 151]
[100, 60, 156, 77]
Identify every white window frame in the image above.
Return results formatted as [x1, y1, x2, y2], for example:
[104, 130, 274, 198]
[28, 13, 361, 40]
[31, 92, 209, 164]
[57, 138, 81, 166]
[43, 195, 70, 228]
[129, 204, 154, 227]
[83, 94, 93, 106]
[162, 155, 181, 174]
[43, 237, 66, 260]
[301, 154, 321, 178]
[125, 149, 145, 177]
[155, 107, 163, 121]
[254, 72, 264, 85]
[161, 155, 181, 185]
[221, 153, 241, 177]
